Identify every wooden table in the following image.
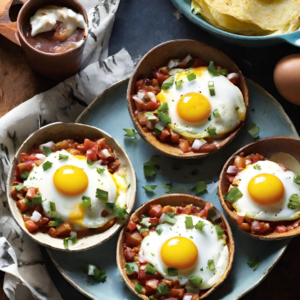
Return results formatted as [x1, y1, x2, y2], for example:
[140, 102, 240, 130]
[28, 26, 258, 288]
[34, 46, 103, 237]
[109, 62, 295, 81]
[1, 1, 300, 299]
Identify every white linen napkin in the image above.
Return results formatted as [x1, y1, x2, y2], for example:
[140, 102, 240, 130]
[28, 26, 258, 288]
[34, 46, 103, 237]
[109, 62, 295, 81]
[0, 1, 134, 299]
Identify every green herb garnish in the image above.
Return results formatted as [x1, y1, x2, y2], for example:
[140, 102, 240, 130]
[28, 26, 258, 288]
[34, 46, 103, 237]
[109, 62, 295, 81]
[142, 185, 157, 192]
[206, 127, 217, 137]
[208, 61, 227, 76]
[213, 109, 220, 118]
[135, 282, 143, 294]
[32, 194, 42, 205]
[105, 203, 114, 214]
[49, 201, 56, 212]
[125, 262, 138, 275]
[157, 102, 169, 112]
[215, 225, 224, 236]
[288, 194, 300, 209]
[96, 188, 108, 202]
[191, 181, 207, 195]
[24, 198, 33, 207]
[247, 257, 259, 271]
[189, 275, 202, 286]
[187, 72, 196, 81]
[293, 174, 300, 185]
[80, 196, 91, 208]
[49, 218, 64, 227]
[113, 206, 128, 220]
[207, 259, 215, 270]
[13, 183, 24, 191]
[158, 112, 171, 126]
[224, 187, 243, 203]
[161, 76, 175, 90]
[87, 159, 94, 166]
[63, 237, 77, 249]
[208, 81, 215, 96]
[156, 284, 171, 295]
[143, 155, 160, 178]
[175, 80, 184, 89]
[123, 128, 137, 139]
[145, 263, 156, 275]
[247, 123, 260, 138]
[253, 164, 261, 170]
[167, 268, 178, 276]
[195, 220, 205, 231]
[185, 216, 194, 228]
[43, 147, 52, 157]
[97, 168, 105, 174]
[21, 171, 29, 180]
[59, 154, 68, 160]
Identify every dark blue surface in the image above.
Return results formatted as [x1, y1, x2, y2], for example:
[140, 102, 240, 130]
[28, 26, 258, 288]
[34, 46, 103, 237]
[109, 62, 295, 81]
[42, 0, 300, 299]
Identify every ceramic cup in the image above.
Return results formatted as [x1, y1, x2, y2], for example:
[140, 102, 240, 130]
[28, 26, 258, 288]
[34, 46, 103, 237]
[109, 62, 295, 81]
[2, 0, 88, 80]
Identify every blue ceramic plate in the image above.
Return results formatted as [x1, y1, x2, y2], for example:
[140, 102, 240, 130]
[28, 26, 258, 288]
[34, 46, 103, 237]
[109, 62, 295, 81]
[171, 0, 300, 48]
[47, 78, 298, 300]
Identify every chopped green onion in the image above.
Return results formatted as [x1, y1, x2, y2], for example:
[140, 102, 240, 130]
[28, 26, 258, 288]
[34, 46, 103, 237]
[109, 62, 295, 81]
[208, 81, 215, 96]
[24, 198, 33, 207]
[42, 161, 53, 171]
[123, 128, 137, 139]
[43, 147, 52, 157]
[49, 218, 64, 227]
[59, 154, 68, 160]
[96, 188, 108, 202]
[165, 214, 176, 225]
[156, 283, 171, 295]
[189, 275, 202, 286]
[145, 263, 156, 275]
[167, 212, 175, 218]
[154, 122, 164, 136]
[167, 268, 178, 276]
[158, 112, 171, 126]
[146, 113, 157, 120]
[293, 174, 300, 185]
[49, 201, 56, 212]
[207, 259, 215, 270]
[195, 220, 205, 231]
[187, 72, 196, 81]
[13, 183, 24, 191]
[125, 262, 138, 275]
[186, 286, 199, 293]
[161, 76, 175, 90]
[206, 127, 217, 137]
[135, 282, 143, 294]
[138, 228, 149, 234]
[213, 109, 220, 118]
[140, 217, 151, 228]
[80, 196, 91, 208]
[32, 194, 42, 205]
[215, 225, 224, 236]
[113, 205, 128, 219]
[247, 257, 259, 271]
[63, 236, 77, 249]
[157, 102, 169, 112]
[175, 80, 184, 89]
[185, 216, 194, 228]
[208, 61, 227, 76]
[97, 168, 105, 174]
[288, 194, 300, 209]
[253, 164, 261, 170]
[87, 159, 94, 166]
[21, 171, 29, 180]
[224, 187, 243, 203]
[105, 203, 114, 214]
[142, 185, 157, 192]
[247, 123, 260, 138]
[207, 208, 216, 221]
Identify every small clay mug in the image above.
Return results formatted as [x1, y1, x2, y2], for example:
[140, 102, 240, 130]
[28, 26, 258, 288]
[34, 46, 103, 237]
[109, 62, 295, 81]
[0, 0, 88, 80]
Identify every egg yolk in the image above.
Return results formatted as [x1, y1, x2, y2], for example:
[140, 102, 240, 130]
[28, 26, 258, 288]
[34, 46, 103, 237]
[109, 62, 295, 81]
[177, 93, 211, 123]
[161, 236, 198, 269]
[53, 165, 88, 196]
[248, 173, 284, 205]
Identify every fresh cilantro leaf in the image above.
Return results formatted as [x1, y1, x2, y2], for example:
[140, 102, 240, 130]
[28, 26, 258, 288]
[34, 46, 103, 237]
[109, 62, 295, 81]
[208, 61, 227, 76]
[247, 123, 260, 138]
[247, 257, 259, 271]
[253, 164, 261, 170]
[97, 168, 105, 174]
[87, 159, 94, 166]
[43, 147, 52, 157]
[63, 237, 77, 249]
[96, 189, 108, 201]
[143, 155, 160, 177]
[113, 205, 128, 220]
[156, 283, 171, 295]
[206, 127, 217, 137]
[123, 128, 137, 139]
[94, 267, 107, 282]
[142, 185, 157, 192]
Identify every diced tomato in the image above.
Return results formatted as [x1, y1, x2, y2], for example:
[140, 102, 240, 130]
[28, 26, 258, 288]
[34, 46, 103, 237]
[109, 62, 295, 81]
[26, 188, 37, 199]
[149, 205, 163, 218]
[170, 288, 185, 298]
[126, 230, 143, 247]
[101, 210, 109, 217]
[145, 279, 159, 290]
[127, 220, 137, 231]
[136, 79, 144, 91]
[192, 58, 206, 68]
[155, 72, 170, 85]
[35, 217, 50, 227]
[170, 131, 180, 144]
[275, 225, 287, 233]
[286, 225, 294, 231]
[135, 101, 146, 112]
[145, 101, 160, 111]
[149, 217, 159, 224]
[124, 247, 135, 262]
[160, 128, 171, 143]
[48, 227, 57, 237]
[192, 206, 201, 214]
[200, 202, 213, 218]
[25, 220, 39, 232]
[85, 149, 97, 161]
[199, 142, 218, 153]
[56, 222, 72, 237]
[239, 223, 251, 231]
[178, 139, 190, 153]
[17, 199, 29, 213]
[83, 139, 93, 151]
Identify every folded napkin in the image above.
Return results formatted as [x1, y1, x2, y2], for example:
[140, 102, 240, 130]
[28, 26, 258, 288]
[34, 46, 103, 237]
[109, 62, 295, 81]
[0, 1, 134, 299]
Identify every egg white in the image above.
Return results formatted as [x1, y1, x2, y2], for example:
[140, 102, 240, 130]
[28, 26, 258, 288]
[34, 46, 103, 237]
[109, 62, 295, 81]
[157, 68, 246, 138]
[234, 160, 300, 221]
[23, 150, 127, 228]
[139, 214, 228, 289]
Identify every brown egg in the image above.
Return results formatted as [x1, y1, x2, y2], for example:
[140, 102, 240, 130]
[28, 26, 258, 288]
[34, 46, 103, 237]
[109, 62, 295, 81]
[274, 54, 300, 105]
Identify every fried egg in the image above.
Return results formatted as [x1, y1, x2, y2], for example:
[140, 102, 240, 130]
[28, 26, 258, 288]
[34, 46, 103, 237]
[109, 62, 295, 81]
[139, 214, 228, 289]
[23, 150, 128, 229]
[156, 67, 246, 139]
[233, 160, 300, 221]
